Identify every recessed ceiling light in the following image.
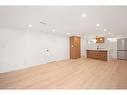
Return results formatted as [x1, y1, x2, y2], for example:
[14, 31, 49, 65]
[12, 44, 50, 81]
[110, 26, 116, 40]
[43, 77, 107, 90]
[67, 32, 70, 35]
[96, 24, 100, 27]
[52, 29, 56, 32]
[112, 38, 117, 42]
[108, 32, 111, 34]
[82, 13, 87, 18]
[28, 24, 32, 28]
[111, 34, 114, 36]
[104, 29, 107, 31]
[108, 32, 114, 36]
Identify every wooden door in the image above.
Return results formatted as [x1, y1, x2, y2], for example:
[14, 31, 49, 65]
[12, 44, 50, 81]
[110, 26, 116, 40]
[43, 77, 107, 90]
[70, 36, 81, 59]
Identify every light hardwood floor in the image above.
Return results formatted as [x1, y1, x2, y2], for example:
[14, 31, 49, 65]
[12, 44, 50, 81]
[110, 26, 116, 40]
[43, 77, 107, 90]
[0, 58, 127, 89]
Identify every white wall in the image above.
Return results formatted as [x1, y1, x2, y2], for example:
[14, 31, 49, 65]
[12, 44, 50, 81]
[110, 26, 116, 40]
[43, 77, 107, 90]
[84, 36, 117, 59]
[0, 28, 69, 73]
[80, 38, 86, 57]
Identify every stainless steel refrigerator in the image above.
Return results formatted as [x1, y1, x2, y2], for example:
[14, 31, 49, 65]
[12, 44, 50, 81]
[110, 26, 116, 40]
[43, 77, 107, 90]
[117, 38, 127, 60]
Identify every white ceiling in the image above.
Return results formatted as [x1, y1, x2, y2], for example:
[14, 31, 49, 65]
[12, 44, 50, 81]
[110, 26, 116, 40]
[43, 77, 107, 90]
[0, 6, 127, 37]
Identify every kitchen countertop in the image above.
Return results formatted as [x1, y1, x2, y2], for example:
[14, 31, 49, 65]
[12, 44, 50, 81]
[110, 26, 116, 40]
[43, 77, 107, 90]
[87, 49, 108, 52]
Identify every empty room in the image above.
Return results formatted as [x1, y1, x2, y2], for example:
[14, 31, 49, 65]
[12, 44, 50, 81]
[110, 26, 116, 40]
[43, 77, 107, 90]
[0, 6, 127, 89]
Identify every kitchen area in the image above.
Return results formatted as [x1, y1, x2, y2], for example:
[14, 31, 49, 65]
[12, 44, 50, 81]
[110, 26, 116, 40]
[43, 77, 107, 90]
[84, 36, 127, 61]
[70, 35, 127, 61]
